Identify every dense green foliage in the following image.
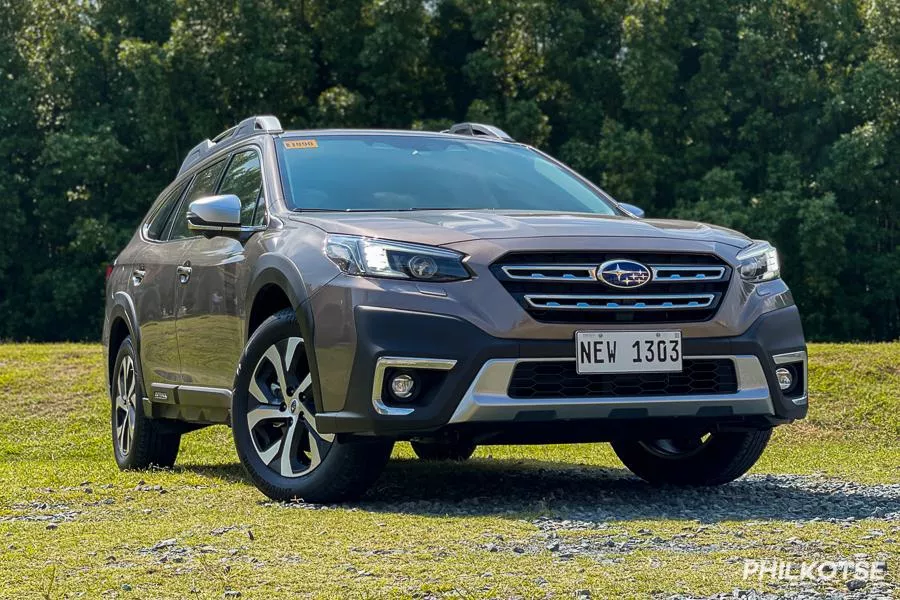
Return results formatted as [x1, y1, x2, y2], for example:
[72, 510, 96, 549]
[0, 0, 897, 341]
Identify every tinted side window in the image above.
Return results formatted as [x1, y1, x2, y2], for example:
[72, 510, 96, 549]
[219, 150, 264, 226]
[167, 159, 227, 241]
[145, 181, 188, 240]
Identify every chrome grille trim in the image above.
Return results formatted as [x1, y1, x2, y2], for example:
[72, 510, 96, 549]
[651, 266, 726, 283]
[501, 264, 726, 283]
[500, 265, 596, 281]
[524, 293, 716, 311]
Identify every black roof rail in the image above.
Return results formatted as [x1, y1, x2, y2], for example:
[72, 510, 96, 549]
[445, 122, 515, 142]
[178, 115, 283, 176]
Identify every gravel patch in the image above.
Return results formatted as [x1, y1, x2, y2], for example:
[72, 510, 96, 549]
[660, 582, 896, 599]
[250, 464, 899, 598]
[364, 466, 898, 598]
[0, 501, 81, 524]
[363, 463, 899, 523]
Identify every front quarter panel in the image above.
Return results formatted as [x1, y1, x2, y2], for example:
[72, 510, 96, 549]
[244, 222, 342, 410]
[246, 221, 341, 333]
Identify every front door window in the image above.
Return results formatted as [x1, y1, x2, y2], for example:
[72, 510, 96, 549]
[219, 149, 265, 226]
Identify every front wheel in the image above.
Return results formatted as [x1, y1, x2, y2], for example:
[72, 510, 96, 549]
[232, 309, 393, 503]
[611, 429, 771, 486]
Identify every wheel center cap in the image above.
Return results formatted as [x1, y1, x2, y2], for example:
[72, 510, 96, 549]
[289, 399, 299, 415]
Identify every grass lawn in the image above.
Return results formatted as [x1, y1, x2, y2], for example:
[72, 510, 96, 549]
[0, 343, 897, 599]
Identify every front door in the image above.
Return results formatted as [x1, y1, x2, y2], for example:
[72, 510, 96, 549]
[175, 147, 266, 388]
[174, 236, 248, 387]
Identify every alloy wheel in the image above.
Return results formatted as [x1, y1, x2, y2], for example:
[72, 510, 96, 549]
[246, 337, 334, 477]
[114, 354, 137, 456]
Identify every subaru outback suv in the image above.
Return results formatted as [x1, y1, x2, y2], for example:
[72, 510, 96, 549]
[102, 115, 808, 502]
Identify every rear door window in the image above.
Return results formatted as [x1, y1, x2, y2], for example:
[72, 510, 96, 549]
[144, 180, 189, 240]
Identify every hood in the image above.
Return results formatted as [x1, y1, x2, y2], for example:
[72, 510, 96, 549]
[288, 210, 753, 249]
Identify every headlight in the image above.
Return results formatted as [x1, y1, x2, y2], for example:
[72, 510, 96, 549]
[736, 241, 780, 282]
[324, 235, 471, 282]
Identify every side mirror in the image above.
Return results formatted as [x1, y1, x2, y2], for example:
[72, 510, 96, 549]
[618, 202, 645, 218]
[187, 194, 250, 238]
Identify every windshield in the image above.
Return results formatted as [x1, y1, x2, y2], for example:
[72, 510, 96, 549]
[277, 134, 618, 214]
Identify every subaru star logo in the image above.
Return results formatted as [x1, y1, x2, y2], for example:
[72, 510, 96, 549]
[597, 259, 652, 289]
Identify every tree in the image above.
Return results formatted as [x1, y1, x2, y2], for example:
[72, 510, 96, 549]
[0, 0, 896, 341]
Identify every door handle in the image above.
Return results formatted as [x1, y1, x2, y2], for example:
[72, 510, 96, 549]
[176, 263, 192, 284]
[132, 268, 146, 286]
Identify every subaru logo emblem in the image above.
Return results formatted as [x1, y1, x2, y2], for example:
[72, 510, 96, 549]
[597, 259, 652, 289]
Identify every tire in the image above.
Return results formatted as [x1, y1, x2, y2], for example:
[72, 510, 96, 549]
[411, 440, 477, 461]
[231, 308, 393, 503]
[111, 336, 181, 469]
[611, 429, 772, 486]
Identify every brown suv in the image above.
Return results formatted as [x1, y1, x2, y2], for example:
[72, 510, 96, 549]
[102, 116, 808, 502]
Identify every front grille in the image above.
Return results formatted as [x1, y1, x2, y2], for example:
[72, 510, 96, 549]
[507, 359, 738, 399]
[492, 252, 731, 324]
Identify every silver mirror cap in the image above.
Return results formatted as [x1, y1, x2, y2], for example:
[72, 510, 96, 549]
[187, 194, 241, 230]
[618, 202, 645, 218]
[187, 194, 267, 238]
[188, 194, 241, 227]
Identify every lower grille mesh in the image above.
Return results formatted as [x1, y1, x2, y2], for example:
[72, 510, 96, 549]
[507, 359, 738, 399]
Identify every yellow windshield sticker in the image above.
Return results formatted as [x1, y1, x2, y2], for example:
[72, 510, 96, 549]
[285, 139, 318, 149]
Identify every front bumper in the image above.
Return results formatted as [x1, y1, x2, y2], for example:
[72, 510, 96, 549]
[312, 304, 808, 437]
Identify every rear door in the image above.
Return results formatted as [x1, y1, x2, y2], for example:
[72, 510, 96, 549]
[175, 147, 266, 388]
[131, 180, 190, 391]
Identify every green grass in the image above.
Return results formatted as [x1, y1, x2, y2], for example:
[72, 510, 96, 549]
[806, 343, 900, 436]
[0, 343, 897, 599]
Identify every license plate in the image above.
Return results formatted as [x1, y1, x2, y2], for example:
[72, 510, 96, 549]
[576, 330, 682, 374]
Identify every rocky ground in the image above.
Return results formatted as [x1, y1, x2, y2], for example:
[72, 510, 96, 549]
[1, 343, 897, 598]
[251, 468, 899, 599]
[2, 461, 897, 598]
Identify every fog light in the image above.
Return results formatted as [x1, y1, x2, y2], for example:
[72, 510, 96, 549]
[390, 373, 416, 400]
[775, 367, 793, 391]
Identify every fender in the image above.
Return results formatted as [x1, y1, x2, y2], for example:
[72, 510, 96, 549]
[105, 291, 141, 394]
[110, 291, 141, 356]
[244, 253, 324, 411]
[245, 253, 311, 336]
